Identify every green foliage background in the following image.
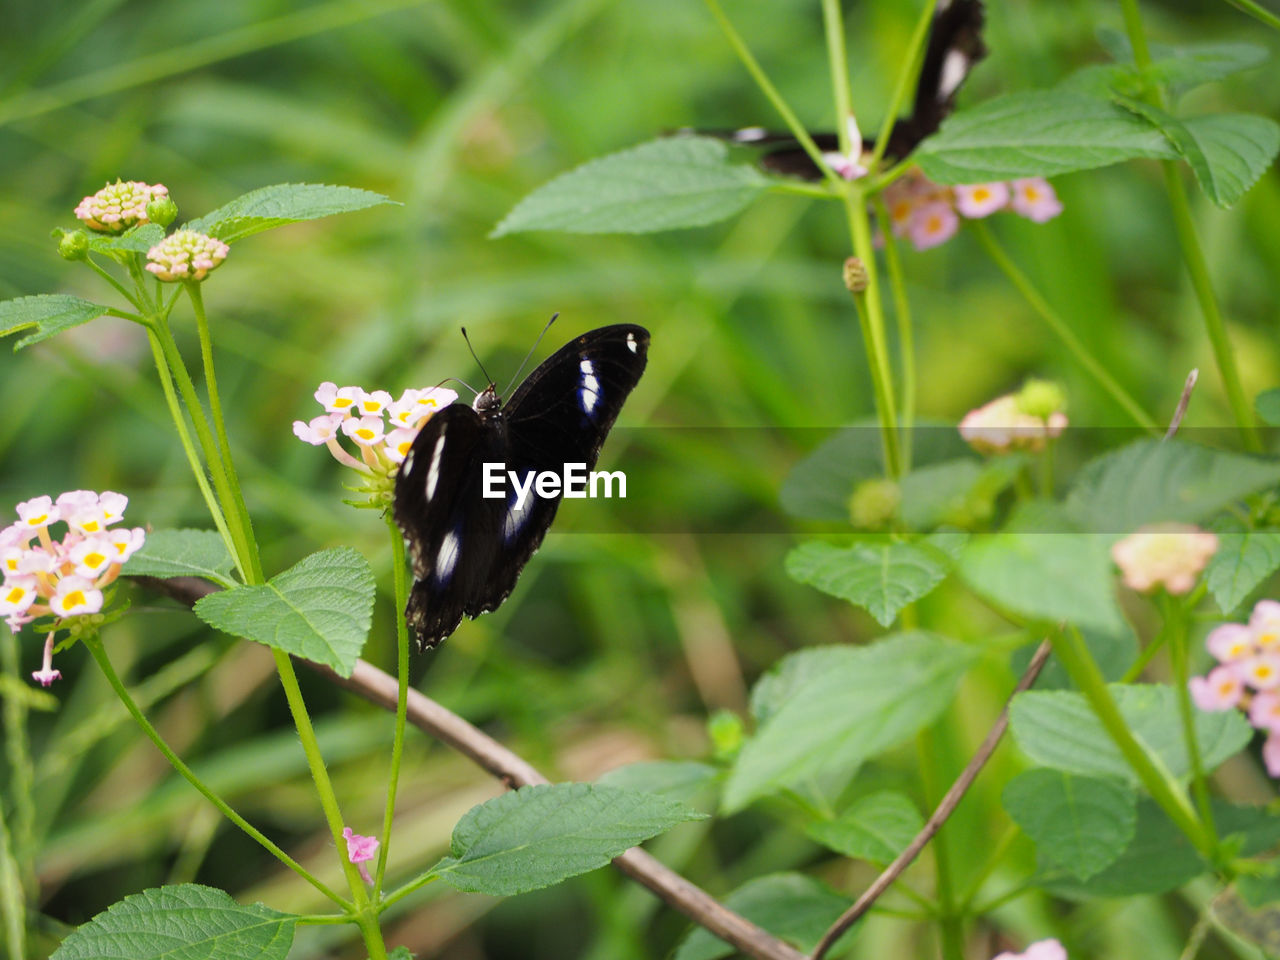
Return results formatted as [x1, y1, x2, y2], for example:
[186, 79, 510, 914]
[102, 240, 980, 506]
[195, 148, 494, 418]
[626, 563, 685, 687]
[0, 0, 1277, 957]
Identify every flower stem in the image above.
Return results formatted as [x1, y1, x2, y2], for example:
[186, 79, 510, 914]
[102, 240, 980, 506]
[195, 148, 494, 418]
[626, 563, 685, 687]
[0, 630, 35, 896]
[917, 728, 963, 960]
[1051, 625, 1216, 861]
[84, 256, 145, 312]
[187, 284, 264, 582]
[847, 190, 903, 478]
[1222, 0, 1280, 30]
[373, 513, 412, 898]
[970, 221, 1159, 433]
[819, 0, 853, 153]
[143, 327, 244, 580]
[1116, 0, 1260, 451]
[701, 0, 843, 187]
[869, 0, 939, 168]
[84, 637, 348, 905]
[876, 198, 916, 470]
[1164, 594, 1218, 838]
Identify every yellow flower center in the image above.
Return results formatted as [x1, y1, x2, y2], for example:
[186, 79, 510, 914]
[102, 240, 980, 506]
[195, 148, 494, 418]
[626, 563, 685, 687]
[1024, 186, 1040, 202]
[4, 586, 24, 603]
[28, 514, 47, 526]
[333, 398, 353, 408]
[397, 441, 412, 457]
[355, 428, 376, 441]
[1259, 631, 1279, 648]
[84, 552, 106, 569]
[82, 520, 101, 532]
[64, 590, 86, 608]
[973, 188, 990, 202]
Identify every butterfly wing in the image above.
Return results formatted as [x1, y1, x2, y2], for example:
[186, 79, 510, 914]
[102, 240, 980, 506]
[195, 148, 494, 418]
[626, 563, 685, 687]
[481, 323, 650, 612]
[394, 403, 507, 649]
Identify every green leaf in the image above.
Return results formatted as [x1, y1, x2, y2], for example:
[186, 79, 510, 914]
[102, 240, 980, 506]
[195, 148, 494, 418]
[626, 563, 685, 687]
[898, 455, 1025, 530]
[805, 790, 924, 863]
[958, 505, 1123, 633]
[430, 783, 705, 896]
[673, 873, 853, 960]
[597, 761, 721, 805]
[725, 633, 975, 811]
[1009, 683, 1252, 784]
[49, 883, 295, 960]
[1206, 526, 1280, 615]
[193, 547, 374, 677]
[88, 223, 164, 255]
[185, 183, 395, 243]
[1018, 629, 1137, 691]
[785, 536, 952, 627]
[1003, 770, 1136, 880]
[1065, 439, 1280, 532]
[1047, 800, 1280, 897]
[0, 295, 109, 350]
[1257, 388, 1280, 426]
[491, 137, 770, 236]
[387, 948, 416, 960]
[1118, 99, 1280, 208]
[915, 89, 1176, 184]
[1100, 36, 1269, 96]
[122, 529, 237, 587]
[0, 674, 59, 712]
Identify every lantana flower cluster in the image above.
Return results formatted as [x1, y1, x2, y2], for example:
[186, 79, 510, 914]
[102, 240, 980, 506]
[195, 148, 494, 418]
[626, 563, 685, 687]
[959, 380, 1068, 455]
[294, 382, 458, 487]
[1111, 524, 1218, 595]
[885, 169, 1063, 251]
[1189, 600, 1280, 774]
[74, 180, 170, 233]
[1, 491, 145, 686]
[145, 229, 229, 282]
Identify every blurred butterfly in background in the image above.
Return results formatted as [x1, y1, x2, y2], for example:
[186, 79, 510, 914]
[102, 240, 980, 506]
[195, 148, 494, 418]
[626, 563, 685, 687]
[694, 0, 987, 177]
[393, 322, 649, 650]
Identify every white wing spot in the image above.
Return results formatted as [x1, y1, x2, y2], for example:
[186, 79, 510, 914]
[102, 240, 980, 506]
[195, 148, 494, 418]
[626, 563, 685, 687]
[435, 529, 460, 583]
[425, 430, 446, 501]
[504, 496, 533, 543]
[939, 50, 970, 101]
[626, 332, 637, 353]
[579, 357, 600, 416]
[734, 126, 768, 142]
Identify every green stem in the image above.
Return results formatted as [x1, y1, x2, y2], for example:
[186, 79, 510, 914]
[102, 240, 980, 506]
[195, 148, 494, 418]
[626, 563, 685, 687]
[701, 0, 844, 187]
[84, 638, 348, 905]
[269, 652, 378, 915]
[0, 630, 35, 896]
[188, 284, 264, 582]
[0, 801, 24, 960]
[869, 0, 939, 168]
[917, 728, 963, 960]
[1115, 0, 1259, 451]
[957, 823, 1019, 911]
[1164, 594, 1217, 838]
[1221, 0, 1280, 30]
[373, 514, 413, 898]
[1052, 626, 1216, 860]
[1121, 630, 1169, 683]
[819, 0, 854, 153]
[970, 221, 1159, 432]
[381, 869, 441, 911]
[847, 190, 903, 478]
[144, 327, 244, 579]
[84, 256, 145, 311]
[876, 198, 916, 470]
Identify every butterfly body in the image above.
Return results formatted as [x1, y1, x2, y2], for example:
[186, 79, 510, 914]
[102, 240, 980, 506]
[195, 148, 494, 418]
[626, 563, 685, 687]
[394, 324, 649, 649]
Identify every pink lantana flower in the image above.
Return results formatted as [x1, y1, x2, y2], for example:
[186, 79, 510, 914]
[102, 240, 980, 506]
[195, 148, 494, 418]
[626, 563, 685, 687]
[145, 230, 229, 282]
[1251, 600, 1280, 650]
[342, 827, 380, 884]
[820, 115, 869, 182]
[1249, 691, 1280, 733]
[958, 390, 1067, 456]
[1235, 654, 1280, 692]
[954, 182, 1009, 218]
[1010, 178, 1063, 223]
[909, 201, 959, 251]
[1206, 622, 1255, 663]
[994, 939, 1068, 960]
[74, 180, 169, 233]
[48, 576, 103, 618]
[1111, 524, 1218, 595]
[1188, 666, 1243, 711]
[315, 382, 363, 415]
[32, 636, 61, 688]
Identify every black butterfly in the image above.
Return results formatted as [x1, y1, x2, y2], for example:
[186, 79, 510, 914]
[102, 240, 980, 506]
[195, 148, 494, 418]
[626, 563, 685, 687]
[702, 0, 987, 178]
[393, 324, 649, 650]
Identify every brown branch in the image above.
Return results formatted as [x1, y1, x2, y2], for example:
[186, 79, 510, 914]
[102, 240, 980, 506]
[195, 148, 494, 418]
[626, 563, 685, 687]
[135, 576, 806, 960]
[809, 639, 1053, 960]
[1165, 368, 1199, 440]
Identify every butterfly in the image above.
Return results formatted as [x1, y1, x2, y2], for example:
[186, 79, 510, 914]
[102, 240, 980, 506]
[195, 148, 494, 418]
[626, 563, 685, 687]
[700, 0, 987, 178]
[393, 323, 650, 650]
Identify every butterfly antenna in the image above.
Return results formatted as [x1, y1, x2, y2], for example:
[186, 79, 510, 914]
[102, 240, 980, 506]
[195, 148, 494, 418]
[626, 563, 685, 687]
[435, 376, 479, 399]
[502, 313, 559, 396]
[459, 327, 496, 388]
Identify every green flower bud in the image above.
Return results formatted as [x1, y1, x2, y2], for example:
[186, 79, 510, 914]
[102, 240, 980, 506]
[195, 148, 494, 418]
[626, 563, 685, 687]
[843, 256, 869, 294]
[1016, 379, 1067, 419]
[707, 709, 744, 761]
[58, 230, 90, 261]
[145, 194, 178, 227]
[848, 478, 900, 529]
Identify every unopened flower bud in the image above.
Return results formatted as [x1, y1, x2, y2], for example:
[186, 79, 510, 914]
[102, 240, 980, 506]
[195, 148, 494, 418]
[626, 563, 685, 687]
[707, 709, 744, 761]
[848, 477, 900, 529]
[1017, 379, 1067, 420]
[58, 230, 90, 261]
[145, 229, 229, 282]
[843, 256, 868, 294]
[145, 194, 178, 227]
